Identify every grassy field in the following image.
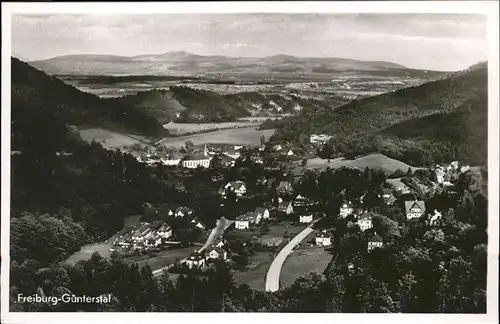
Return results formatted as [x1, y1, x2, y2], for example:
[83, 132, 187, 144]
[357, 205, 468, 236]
[163, 121, 261, 134]
[279, 246, 333, 289]
[79, 128, 148, 149]
[158, 127, 275, 147]
[124, 214, 142, 228]
[233, 252, 275, 291]
[123, 246, 198, 271]
[302, 154, 420, 175]
[64, 242, 112, 265]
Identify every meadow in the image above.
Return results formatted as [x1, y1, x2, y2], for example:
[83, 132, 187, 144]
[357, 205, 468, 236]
[157, 127, 276, 147]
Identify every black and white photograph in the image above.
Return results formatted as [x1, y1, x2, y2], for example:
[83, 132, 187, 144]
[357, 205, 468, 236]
[1, 1, 499, 323]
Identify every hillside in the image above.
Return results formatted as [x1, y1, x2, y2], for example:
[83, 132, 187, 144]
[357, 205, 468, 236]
[272, 62, 488, 166]
[113, 86, 335, 123]
[11, 57, 166, 137]
[26, 51, 435, 76]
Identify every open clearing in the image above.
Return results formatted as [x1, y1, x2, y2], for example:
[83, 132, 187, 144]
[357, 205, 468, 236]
[79, 128, 148, 149]
[163, 121, 261, 134]
[64, 242, 112, 265]
[279, 246, 333, 289]
[158, 127, 275, 147]
[123, 246, 198, 270]
[302, 154, 420, 175]
[233, 252, 275, 291]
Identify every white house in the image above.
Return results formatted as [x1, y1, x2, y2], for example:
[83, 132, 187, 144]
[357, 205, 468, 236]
[254, 207, 270, 220]
[299, 214, 314, 224]
[273, 144, 283, 151]
[315, 231, 332, 246]
[278, 201, 294, 215]
[157, 224, 172, 239]
[405, 200, 426, 220]
[161, 157, 182, 166]
[235, 214, 256, 230]
[339, 202, 354, 218]
[293, 194, 310, 207]
[367, 233, 384, 252]
[310, 134, 332, 145]
[285, 149, 294, 156]
[205, 246, 228, 261]
[183, 253, 206, 269]
[190, 218, 206, 230]
[357, 213, 373, 231]
[224, 181, 247, 197]
[435, 168, 446, 184]
[175, 207, 193, 218]
[223, 149, 241, 160]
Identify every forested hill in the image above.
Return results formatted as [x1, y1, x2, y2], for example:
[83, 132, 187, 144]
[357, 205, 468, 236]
[11, 57, 166, 137]
[113, 86, 339, 123]
[272, 62, 488, 166]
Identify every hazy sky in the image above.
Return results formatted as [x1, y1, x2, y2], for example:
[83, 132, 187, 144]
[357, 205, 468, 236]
[12, 13, 487, 71]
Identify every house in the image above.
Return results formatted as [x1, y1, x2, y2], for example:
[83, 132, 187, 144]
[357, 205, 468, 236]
[223, 148, 241, 160]
[276, 181, 293, 195]
[435, 168, 446, 184]
[273, 144, 283, 151]
[254, 207, 270, 220]
[460, 165, 470, 174]
[404, 200, 426, 220]
[219, 154, 236, 167]
[161, 155, 182, 166]
[315, 231, 332, 246]
[367, 233, 384, 252]
[293, 194, 311, 207]
[235, 216, 250, 230]
[299, 214, 314, 224]
[278, 201, 294, 215]
[204, 246, 228, 261]
[382, 191, 396, 206]
[310, 134, 332, 145]
[183, 253, 206, 269]
[285, 149, 294, 156]
[131, 224, 153, 242]
[339, 202, 354, 218]
[224, 181, 247, 197]
[357, 212, 373, 231]
[175, 207, 193, 218]
[190, 218, 206, 230]
[157, 224, 172, 239]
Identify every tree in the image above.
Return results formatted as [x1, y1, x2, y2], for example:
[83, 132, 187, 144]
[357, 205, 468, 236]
[185, 141, 195, 153]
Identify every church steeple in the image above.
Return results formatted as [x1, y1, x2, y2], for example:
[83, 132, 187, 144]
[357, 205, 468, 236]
[204, 144, 208, 156]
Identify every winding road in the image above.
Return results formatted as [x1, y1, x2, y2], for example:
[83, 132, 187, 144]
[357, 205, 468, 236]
[153, 217, 234, 277]
[265, 225, 315, 292]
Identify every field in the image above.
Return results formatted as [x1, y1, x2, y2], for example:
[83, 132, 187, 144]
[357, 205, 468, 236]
[232, 252, 275, 291]
[302, 154, 420, 175]
[158, 127, 276, 147]
[163, 121, 259, 134]
[123, 246, 198, 271]
[124, 214, 142, 228]
[64, 242, 112, 265]
[279, 245, 333, 289]
[79, 128, 147, 149]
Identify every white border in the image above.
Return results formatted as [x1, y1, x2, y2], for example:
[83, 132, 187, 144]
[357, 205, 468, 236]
[1, 2, 499, 324]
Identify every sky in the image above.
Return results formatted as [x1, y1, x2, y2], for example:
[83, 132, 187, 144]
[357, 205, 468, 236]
[11, 13, 488, 71]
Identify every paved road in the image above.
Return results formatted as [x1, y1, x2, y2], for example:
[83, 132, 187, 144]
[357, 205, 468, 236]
[265, 225, 315, 292]
[153, 217, 234, 277]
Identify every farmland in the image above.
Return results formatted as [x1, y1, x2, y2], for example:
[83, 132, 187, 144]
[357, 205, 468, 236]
[233, 252, 275, 291]
[123, 246, 198, 270]
[157, 127, 276, 147]
[64, 242, 112, 265]
[163, 121, 259, 134]
[299, 153, 420, 175]
[279, 245, 333, 289]
[79, 128, 147, 149]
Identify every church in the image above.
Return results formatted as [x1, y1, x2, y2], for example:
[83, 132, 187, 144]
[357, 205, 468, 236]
[181, 144, 211, 169]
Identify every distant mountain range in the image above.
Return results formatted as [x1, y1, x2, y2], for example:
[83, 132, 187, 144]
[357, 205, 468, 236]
[28, 51, 417, 76]
[272, 62, 488, 166]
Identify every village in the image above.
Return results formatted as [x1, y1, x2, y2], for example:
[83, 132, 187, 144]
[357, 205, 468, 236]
[107, 133, 473, 290]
